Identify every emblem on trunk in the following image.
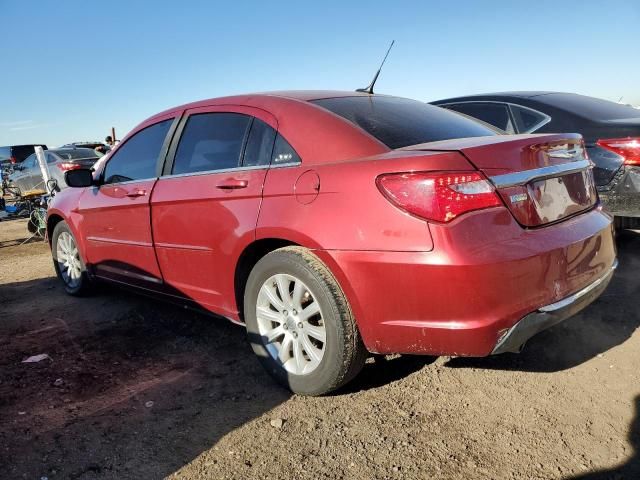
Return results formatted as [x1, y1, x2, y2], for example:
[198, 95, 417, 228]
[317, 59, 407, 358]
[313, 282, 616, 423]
[510, 193, 528, 204]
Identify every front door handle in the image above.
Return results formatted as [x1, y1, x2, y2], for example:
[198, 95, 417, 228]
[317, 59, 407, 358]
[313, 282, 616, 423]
[126, 189, 147, 198]
[216, 179, 248, 190]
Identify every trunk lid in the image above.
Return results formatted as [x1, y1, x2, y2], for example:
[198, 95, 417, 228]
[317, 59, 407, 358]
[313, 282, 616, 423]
[401, 133, 598, 227]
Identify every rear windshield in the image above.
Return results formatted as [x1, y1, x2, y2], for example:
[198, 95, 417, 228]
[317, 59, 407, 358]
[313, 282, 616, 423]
[0, 145, 47, 162]
[311, 96, 498, 149]
[536, 93, 640, 121]
[51, 148, 99, 160]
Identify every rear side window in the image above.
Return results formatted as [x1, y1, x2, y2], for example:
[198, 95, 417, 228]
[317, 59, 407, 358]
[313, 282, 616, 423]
[22, 154, 37, 168]
[242, 118, 277, 167]
[445, 102, 515, 134]
[173, 113, 252, 175]
[510, 105, 548, 133]
[312, 96, 497, 149]
[272, 134, 301, 165]
[103, 119, 172, 184]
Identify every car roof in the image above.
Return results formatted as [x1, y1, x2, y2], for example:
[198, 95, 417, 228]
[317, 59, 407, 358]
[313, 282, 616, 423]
[150, 90, 380, 118]
[49, 147, 98, 155]
[433, 91, 561, 103]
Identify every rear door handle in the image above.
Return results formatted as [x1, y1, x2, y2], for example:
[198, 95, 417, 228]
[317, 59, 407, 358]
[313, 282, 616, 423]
[126, 189, 147, 198]
[216, 179, 248, 190]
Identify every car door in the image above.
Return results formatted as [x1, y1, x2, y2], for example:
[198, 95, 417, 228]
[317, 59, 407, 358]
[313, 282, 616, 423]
[77, 115, 176, 286]
[151, 106, 277, 317]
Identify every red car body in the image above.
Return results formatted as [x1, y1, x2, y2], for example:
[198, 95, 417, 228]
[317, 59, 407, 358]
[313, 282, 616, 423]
[47, 91, 617, 358]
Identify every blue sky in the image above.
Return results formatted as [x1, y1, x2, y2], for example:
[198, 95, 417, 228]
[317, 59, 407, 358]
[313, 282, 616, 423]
[1, 0, 638, 146]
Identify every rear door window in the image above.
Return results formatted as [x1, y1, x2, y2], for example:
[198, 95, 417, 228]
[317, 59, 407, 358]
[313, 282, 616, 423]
[444, 102, 515, 134]
[172, 113, 252, 175]
[312, 96, 497, 149]
[103, 119, 172, 184]
[242, 118, 277, 167]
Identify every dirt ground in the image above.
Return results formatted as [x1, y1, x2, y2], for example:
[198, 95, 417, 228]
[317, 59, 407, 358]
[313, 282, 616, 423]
[0, 218, 638, 480]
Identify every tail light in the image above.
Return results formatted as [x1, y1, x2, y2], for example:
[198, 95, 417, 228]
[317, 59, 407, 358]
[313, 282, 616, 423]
[376, 171, 502, 223]
[596, 137, 640, 166]
[56, 162, 81, 171]
[10, 156, 17, 164]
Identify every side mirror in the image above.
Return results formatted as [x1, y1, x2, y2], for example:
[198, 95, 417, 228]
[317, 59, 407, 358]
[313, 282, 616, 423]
[65, 169, 94, 188]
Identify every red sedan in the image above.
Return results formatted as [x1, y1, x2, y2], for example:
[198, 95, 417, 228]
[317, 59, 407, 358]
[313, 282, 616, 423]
[47, 91, 617, 395]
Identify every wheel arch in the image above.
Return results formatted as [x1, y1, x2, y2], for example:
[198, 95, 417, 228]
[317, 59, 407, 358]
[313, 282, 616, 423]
[234, 238, 300, 322]
[46, 213, 65, 245]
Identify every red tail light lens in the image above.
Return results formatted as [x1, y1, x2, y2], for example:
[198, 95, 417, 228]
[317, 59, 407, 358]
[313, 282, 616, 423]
[10, 156, 17, 164]
[596, 137, 640, 166]
[377, 171, 502, 223]
[56, 162, 81, 171]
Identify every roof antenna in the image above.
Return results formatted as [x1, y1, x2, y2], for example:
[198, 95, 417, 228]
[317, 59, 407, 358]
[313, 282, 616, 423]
[356, 40, 395, 94]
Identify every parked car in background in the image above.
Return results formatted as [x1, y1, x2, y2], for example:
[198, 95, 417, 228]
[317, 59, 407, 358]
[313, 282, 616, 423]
[8, 147, 100, 195]
[432, 92, 640, 229]
[60, 141, 109, 153]
[47, 91, 616, 395]
[0, 144, 48, 166]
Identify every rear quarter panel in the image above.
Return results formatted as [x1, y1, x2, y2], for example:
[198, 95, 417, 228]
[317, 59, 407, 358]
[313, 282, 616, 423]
[256, 150, 474, 251]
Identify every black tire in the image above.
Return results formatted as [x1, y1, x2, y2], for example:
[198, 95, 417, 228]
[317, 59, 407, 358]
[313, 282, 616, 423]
[244, 246, 367, 396]
[51, 221, 92, 296]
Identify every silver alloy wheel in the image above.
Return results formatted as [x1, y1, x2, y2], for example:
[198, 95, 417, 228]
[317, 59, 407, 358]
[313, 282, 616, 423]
[256, 274, 326, 375]
[56, 231, 82, 288]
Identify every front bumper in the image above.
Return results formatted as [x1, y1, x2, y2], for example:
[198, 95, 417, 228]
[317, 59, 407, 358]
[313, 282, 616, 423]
[492, 259, 618, 354]
[598, 165, 640, 218]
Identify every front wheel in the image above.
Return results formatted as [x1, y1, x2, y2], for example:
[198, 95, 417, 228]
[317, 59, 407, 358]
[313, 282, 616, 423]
[244, 247, 367, 395]
[51, 221, 92, 295]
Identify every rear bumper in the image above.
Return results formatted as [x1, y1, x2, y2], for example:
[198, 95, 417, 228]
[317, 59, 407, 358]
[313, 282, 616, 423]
[598, 166, 640, 217]
[491, 259, 617, 354]
[316, 207, 616, 357]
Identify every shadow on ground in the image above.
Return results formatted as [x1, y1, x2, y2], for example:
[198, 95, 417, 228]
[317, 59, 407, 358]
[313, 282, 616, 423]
[0, 275, 428, 479]
[566, 395, 640, 479]
[0, 278, 292, 479]
[445, 231, 640, 373]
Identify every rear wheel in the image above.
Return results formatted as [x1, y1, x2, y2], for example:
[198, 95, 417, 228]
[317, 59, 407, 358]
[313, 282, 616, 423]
[244, 247, 367, 395]
[51, 221, 92, 295]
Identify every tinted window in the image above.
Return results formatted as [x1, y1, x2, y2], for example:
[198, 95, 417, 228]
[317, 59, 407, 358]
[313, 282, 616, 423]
[51, 148, 99, 160]
[103, 119, 172, 184]
[272, 134, 301, 164]
[445, 103, 515, 133]
[12, 145, 47, 162]
[242, 118, 277, 167]
[22, 154, 37, 168]
[510, 105, 548, 133]
[173, 113, 251, 175]
[46, 152, 57, 164]
[312, 96, 497, 149]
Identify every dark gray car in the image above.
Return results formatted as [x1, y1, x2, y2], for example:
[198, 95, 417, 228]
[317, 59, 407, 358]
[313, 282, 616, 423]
[432, 92, 640, 229]
[8, 147, 100, 194]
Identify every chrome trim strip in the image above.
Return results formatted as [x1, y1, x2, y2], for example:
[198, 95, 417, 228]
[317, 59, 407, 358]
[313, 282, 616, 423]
[539, 259, 618, 313]
[155, 242, 212, 251]
[160, 164, 268, 180]
[269, 161, 301, 169]
[158, 161, 301, 180]
[490, 159, 592, 189]
[99, 177, 156, 187]
[437, 100, 552, 133]
[86, 236, 153, 247]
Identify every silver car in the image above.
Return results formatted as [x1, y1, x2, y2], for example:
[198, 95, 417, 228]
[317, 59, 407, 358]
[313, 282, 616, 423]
[8, 148, 100, 194]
